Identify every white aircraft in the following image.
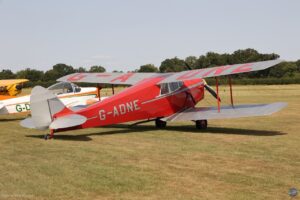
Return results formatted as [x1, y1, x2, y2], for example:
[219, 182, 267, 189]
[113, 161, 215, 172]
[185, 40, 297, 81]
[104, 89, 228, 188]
[0, 82, 105, 115]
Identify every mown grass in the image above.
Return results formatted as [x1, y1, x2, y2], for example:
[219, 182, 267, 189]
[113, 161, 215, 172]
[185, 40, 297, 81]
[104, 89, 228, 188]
[0, 85, 300, 200]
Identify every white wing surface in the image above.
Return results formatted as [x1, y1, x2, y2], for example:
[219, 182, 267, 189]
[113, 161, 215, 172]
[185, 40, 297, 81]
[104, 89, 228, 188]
[162, 102, 287, 121]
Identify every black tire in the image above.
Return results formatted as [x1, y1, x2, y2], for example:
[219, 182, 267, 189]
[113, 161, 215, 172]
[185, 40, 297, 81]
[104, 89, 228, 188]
[44, 134, 49, 140]
[155, 118, 167, 128]
[195, 120, 208, 129]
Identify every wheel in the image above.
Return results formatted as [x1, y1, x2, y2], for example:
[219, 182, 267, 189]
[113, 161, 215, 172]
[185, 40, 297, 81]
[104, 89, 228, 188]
[155, 118, 167, 128]
[44, 134, 50, 140]
[195, 120, 207, 129]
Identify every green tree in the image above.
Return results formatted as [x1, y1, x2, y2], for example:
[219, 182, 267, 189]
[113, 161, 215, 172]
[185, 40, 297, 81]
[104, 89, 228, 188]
[296, 60, 300, 72]
[192, 49, 280, 78]
[206, 52, 227, 66]
[231, 49, 279, 78]
[269, 62, 298, 78]
[194, 53, 229, 69]
[43, 63, 75, 81]
[53, 63, 75, 75]
[195, 55, 211, 69]
[232, 48, 279, 64]
[159, 57, 186, 72]
[185, 56, 197, 69]
[16, 68, 44, 82]
[76, 67, 87, 72]
[0, 69, 16, 79]
[89, 66, 106, 73]
[43, 69, 59, 81]
[138, 64, 158, 72]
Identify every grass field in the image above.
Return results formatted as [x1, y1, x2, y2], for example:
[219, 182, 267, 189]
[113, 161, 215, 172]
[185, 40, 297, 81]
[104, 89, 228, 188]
[0, 85, 299, 200]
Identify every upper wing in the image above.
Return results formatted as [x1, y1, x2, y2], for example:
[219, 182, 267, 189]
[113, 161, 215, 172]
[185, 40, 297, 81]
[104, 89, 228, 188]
[57, 72, 163, 85]
[162, 102, 287, 121]
[57, 59, 282, 85]
[158, 59, 282, 84]
[0, 79, 29, 87]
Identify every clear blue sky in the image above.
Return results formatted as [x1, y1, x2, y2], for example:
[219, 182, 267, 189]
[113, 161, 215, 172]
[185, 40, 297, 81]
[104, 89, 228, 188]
[0, 0, 299, 72]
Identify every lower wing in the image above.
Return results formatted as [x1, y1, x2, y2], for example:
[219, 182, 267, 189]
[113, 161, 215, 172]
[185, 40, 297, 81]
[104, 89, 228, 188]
[162, 102, 287, 121]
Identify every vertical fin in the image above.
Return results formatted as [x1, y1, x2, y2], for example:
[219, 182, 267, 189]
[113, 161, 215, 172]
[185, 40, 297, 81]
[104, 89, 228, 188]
[29, 86, 68, 130]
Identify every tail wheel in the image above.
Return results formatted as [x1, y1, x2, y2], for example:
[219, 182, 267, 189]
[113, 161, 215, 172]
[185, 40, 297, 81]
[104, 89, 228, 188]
[44, 130, 55, 140]
[155, 118, 167, 128]
[195, 120, 207, 129]
[44, 134, 50, 140]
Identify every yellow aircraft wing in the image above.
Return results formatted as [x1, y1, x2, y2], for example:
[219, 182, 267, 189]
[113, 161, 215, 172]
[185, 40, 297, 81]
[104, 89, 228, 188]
[0, 79, 29, 87]
[0, 79, 29, 98]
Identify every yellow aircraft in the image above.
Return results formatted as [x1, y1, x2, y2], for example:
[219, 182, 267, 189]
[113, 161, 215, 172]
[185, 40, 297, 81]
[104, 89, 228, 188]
[0, 79, 29, 100]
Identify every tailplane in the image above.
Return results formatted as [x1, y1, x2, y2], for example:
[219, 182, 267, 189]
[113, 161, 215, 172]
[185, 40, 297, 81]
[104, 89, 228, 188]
[21, 86, 86, 130]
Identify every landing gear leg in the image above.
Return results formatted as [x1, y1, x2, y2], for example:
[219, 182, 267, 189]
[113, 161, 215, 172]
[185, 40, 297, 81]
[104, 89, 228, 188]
[44, 129, 55, 140]
[195, 120, 208, 129]
[155, 118, 167, 128]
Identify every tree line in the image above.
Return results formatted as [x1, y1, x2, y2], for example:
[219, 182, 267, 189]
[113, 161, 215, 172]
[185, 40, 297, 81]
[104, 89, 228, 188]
[1, 48, 300, 87]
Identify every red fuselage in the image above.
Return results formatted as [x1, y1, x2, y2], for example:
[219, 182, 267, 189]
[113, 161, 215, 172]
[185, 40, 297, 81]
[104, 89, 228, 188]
[55, 77, 205, 129]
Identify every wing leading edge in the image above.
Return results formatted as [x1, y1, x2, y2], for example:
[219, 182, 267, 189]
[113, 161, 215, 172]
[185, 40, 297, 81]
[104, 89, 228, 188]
[162, 102, 287, 122]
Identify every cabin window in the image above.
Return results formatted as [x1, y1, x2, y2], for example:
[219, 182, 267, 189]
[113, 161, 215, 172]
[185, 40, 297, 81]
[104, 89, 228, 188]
[159, 81, 183, 96]
[160, 83, 169, 95]
[48, 82, 76, 95]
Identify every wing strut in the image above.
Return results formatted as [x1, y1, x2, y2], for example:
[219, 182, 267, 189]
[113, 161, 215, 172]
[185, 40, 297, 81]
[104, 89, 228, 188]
[215, 77, 221, 113]
[97, 84, 102, 101]
[215, 76, 234, 112]
[112, 84, 115, 95]
[228, 76, 234, 108]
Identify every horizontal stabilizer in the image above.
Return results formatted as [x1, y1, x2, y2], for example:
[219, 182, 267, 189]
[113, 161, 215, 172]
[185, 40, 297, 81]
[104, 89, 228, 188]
[162, 102, 287, 121]
[20, 117, 37, 129]
[49, 114, 87, 129]
[69, 105, 88, 112]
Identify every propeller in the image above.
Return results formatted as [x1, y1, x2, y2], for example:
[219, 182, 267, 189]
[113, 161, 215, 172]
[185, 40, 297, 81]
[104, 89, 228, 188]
[203, 80, 221, 102]
[184, 62, 193, 70]
[184, 62, 221, 102]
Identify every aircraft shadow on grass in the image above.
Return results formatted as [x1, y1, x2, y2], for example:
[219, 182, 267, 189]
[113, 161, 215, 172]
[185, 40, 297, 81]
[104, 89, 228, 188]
[0, 117, 25, 122]
[26, 124, 286, 142]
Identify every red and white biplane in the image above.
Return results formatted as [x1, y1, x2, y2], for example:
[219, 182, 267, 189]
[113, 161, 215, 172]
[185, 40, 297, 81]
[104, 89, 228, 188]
[21, 60, 287, 139]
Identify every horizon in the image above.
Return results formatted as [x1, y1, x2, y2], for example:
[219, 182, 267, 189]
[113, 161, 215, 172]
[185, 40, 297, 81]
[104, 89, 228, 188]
[0, 48, 287, 73]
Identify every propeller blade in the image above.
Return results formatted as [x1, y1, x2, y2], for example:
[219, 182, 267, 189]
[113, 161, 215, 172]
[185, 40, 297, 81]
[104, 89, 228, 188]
[184, 62, 193, 70]
[203, 82, 221, 102]
[183, 65, 221, 102]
